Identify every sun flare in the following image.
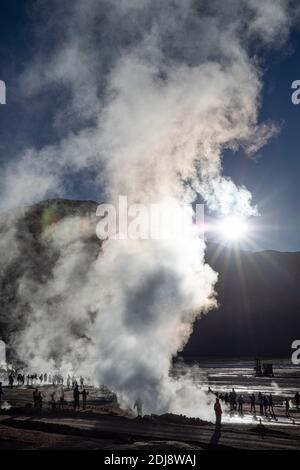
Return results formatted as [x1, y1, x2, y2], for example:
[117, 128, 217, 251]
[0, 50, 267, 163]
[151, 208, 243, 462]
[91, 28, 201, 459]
[219, 216, 248, 241]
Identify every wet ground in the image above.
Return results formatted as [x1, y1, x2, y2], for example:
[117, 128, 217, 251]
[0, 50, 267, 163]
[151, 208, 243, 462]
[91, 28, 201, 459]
[173, 358, 300, 399]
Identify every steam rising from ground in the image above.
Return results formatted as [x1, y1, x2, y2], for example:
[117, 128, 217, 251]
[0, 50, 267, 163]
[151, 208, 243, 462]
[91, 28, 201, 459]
[0, 0, 296, 418]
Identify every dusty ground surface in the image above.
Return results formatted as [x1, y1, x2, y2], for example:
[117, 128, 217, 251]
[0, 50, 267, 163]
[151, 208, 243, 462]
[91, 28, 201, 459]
[1, 385, 300, 450]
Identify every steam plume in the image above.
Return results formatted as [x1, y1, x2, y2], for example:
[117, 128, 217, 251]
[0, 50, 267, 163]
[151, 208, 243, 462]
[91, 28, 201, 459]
[0, 0, 296, 418]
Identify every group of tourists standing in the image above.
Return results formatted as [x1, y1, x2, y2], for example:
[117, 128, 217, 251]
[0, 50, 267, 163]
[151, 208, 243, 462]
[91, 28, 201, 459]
[213, 388, 300, 426]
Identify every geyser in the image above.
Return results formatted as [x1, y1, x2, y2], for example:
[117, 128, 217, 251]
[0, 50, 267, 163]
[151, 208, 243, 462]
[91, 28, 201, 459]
[0, 0, 295, 419]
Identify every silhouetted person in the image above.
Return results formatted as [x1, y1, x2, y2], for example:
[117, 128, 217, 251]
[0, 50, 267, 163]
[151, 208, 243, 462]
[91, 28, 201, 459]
[37, 391, 43, 408]
[50, 391, 57, 408]
[80, 376, 84, 388]
[250, 393, 256, 414]
[59, 390, 65, 409]
[44, 373, 47, 383]
[263, 395, 268, 417]
[214, 398, 222, 427]
[33, 388, 39, 407]
[258, 393, 264, 415]
[268, 393, 275, 418]
[229, 388, 236, 411]
[224, 393, 229, 404]
[134, 397, 143, 417]
[238, 395, 244, 414]
[8, 373, 14, 389]
[258, 418, 267, 440]
[73, 384, 80, 410]
[285, 398, 290, 418]
[81, 388, 89, 410]
[295, 392, 299, 409]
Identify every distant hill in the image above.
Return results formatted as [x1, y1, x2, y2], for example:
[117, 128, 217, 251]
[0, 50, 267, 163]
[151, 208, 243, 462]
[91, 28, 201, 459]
[0, 199, 299, 360]
[183, 243, 300, 358]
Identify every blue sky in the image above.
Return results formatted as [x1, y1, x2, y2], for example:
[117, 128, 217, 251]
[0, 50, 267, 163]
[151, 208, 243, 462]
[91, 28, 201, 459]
[0, 1, 299, 251]
[222, 35, 300, 252]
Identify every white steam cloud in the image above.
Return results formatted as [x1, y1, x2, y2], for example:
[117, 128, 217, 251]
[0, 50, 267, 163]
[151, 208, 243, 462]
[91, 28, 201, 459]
[0, 0, 296, 419]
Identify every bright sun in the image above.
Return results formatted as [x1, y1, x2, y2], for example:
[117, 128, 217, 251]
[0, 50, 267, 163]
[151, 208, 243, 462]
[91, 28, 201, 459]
[219, 216, 248, 241]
